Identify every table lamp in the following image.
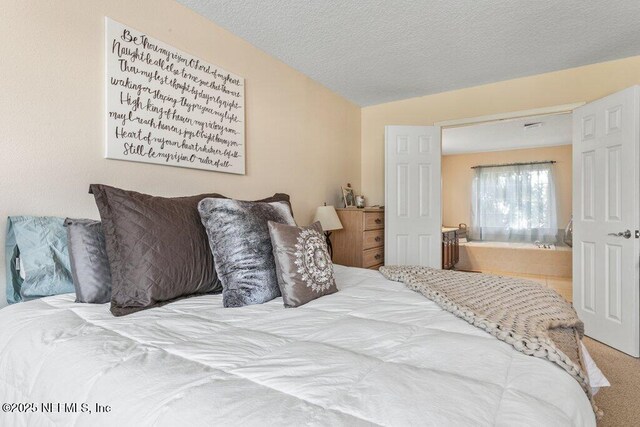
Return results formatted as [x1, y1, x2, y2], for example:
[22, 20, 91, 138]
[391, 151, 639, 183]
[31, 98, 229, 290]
[313, 204, 343, 258]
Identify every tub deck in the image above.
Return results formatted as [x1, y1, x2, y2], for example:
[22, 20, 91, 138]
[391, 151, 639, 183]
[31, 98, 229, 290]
[457, 240, 572, 278]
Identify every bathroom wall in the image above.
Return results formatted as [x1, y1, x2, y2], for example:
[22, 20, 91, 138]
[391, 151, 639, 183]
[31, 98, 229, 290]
[441, 144, 573, 230]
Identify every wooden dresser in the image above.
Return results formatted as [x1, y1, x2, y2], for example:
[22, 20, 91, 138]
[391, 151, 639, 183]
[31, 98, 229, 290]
[331, 208, 385, 270]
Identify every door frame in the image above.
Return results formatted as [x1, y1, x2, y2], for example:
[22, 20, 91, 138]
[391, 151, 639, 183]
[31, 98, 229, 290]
[386, 103, 584, 269]
[435, 98, 640, 355]
[434, 102, 585, 129]
[436, 102, 585, 249]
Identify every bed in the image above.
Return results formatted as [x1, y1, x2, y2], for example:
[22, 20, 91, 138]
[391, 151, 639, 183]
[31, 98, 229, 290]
[0, 265, 595, 426]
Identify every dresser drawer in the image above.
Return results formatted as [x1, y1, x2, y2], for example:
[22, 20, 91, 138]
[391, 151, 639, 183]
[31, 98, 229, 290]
[363, 247, 384, 268]
[363, 229, 384, 250]
[364, 212, 384, 230]
[332, 208, 385, 269]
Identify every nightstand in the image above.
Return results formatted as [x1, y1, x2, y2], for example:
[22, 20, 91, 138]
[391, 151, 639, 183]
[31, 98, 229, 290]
[331, 208, 385, 269]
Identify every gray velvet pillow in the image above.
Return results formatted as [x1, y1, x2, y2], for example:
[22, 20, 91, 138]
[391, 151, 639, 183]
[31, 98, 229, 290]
[198, 199, 295, 307]
[268, 221, 338, 307]
[64, 218, 112, 304]
[91, 184, 224, 316]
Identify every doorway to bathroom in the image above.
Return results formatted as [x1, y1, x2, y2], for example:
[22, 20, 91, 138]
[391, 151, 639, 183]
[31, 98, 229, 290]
[440, 112, 573, 301]
[385, 87, 640, 356]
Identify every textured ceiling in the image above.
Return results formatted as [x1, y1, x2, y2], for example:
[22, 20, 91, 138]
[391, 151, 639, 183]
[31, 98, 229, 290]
[177, 0, 640, 106]
[442, 113, 571, 155]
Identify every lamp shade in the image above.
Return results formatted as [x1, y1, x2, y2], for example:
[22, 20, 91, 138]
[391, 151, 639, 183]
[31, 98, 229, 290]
[313, 205, 343, 232]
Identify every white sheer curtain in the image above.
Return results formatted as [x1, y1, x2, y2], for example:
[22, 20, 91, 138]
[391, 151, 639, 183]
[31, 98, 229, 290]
[469, 162, 558, 243]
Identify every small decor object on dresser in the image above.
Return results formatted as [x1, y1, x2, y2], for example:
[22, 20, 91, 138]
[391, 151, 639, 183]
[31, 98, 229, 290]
[268, 221, 338, 307]
[105, 18, 245, 174]
[342, 183, 356, 207]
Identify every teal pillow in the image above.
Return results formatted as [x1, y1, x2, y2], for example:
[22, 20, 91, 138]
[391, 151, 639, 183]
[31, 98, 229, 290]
[5, 216, 74, 304]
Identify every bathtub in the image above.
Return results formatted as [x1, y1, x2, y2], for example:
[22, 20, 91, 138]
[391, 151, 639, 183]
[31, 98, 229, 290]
[461, 241, 572, 251]
[457, 240, 572, 277]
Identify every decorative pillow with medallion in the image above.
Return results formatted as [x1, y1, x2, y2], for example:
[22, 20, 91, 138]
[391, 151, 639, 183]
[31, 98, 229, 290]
[268, 221, 338, 308]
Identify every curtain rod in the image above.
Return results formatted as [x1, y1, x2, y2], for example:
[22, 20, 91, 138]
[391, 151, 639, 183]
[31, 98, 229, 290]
[471, 160, 556, 169]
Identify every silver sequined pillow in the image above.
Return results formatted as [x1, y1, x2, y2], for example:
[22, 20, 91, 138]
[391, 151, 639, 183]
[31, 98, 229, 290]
[268, 221, 338, 308]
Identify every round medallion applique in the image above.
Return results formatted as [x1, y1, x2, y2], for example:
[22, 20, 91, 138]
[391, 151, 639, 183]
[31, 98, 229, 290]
[294, 229, 334, 293]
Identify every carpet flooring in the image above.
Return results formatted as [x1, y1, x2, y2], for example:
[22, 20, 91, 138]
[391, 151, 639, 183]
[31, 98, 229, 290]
[583, 337, 640, 426]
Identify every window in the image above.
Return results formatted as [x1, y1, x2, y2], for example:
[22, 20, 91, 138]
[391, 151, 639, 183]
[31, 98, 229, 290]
[469, 163, 557, 243]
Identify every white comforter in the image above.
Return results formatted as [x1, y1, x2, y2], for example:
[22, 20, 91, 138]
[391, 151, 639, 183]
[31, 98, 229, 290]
[0, 266, 595, 426]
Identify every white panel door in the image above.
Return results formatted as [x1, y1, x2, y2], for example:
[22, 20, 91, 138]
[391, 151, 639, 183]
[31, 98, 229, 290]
[573, 86, 640, 356]
[385, 126, 441, 267]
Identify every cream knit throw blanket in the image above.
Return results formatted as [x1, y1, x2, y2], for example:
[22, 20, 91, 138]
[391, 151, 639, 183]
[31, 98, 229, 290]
[380, 265, 601, 416]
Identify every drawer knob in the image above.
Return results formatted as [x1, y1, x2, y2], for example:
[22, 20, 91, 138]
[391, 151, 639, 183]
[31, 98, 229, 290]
[374, 236, 382, 242]
[375, 253, 382, 260]
[375, 218, 382, 224]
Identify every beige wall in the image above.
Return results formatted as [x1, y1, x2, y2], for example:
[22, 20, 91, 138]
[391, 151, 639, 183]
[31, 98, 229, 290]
[6, 1, 640, 311]
[0, 0, 361, 308]
[361, 55, 640, 205]
[442, 145, 572, 229]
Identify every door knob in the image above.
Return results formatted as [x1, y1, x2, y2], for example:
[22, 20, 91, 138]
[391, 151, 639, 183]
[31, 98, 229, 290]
[608, 229, 632, 239]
